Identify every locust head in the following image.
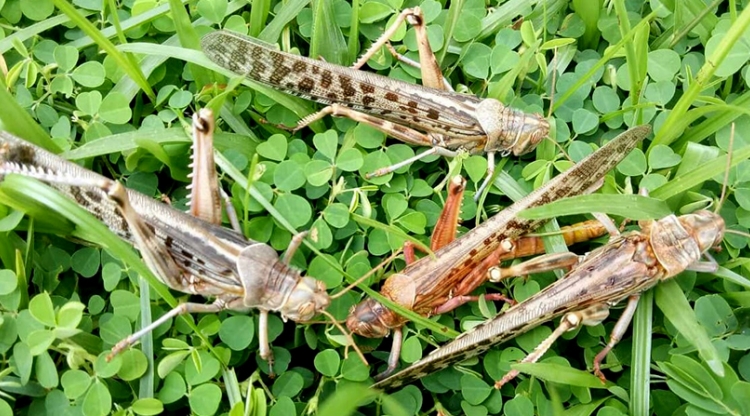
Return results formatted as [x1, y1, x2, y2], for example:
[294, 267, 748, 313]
[475, 98, 549, 156]
[346, 299, 391, 338]
[507, 112, 549, 156]
[679, 210, 725, 254]
[280, 277, 329, 322]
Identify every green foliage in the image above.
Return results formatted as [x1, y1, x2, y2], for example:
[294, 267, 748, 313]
[0, 0, 749, 415]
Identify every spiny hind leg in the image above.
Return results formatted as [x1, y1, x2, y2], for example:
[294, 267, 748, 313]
[189, 109, 242, 232]
[375, 176, 474, 379]
[492, 220, 609, 264]
[298, 105, 459, 178]
[271, 103, 459, 178]
[385, 43, 453, 91]
[352, 8, 447, 91]
[429, 175, 466, 250]
[487, 251, 581, 283]
[403, 175, 466, 264]
[294, 104, 438, 146]
[188, 109, 222, 225]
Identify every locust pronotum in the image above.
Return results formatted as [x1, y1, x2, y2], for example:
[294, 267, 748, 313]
[0, 110, 368, 367]
[372, 127, 745, 390]
[201, 7, 550, 199]
[345, 125, 651, 379]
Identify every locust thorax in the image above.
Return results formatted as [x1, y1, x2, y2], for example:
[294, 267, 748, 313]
[679, 210, 725, 253]
[237, 244, 329, 321]
[346, 298, 392, 338]
[279, 277, 329, 322]
[475, 98, 550, 156]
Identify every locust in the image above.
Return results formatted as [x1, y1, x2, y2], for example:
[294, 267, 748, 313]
[0, 110, 364, 367]
[372, 158, 734, 391]
[346, 125, 651, 379]
[201, 7, 550, 198]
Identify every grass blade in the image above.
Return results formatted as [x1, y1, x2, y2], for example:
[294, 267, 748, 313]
[51, 0, 156, 100]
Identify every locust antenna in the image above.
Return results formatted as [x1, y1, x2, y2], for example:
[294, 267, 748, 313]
[535, 48, 560, 157]
[314, 248, 405, 366]
[716, 122, 734, 214]
[713, 123, 750, 240]
[330, 248, 404, 300]
[312, 242, 406, 365]
[546, 47, 558, 120]
[724, 229, 750, 238]
[318, 309, 369, 365]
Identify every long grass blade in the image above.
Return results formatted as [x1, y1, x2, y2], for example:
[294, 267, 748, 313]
[51, 0, 156, 100]
[651, 6, 750, 148]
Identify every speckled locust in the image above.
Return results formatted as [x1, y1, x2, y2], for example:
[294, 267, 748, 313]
[0, 110, 364, 368]
[201, 7, 549, 198]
